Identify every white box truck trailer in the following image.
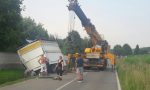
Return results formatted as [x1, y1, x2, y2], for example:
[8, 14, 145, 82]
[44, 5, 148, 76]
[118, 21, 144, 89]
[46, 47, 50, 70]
[17, 40, 64, 75]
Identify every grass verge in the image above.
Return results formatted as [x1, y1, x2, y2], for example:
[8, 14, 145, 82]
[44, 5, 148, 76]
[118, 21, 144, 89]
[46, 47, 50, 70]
[117, 54, 150, 90]
[0, 69, 25, 86]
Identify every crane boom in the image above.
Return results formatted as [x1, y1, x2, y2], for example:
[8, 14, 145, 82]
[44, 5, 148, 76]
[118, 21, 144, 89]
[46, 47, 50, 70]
[68, 0, 108, 53]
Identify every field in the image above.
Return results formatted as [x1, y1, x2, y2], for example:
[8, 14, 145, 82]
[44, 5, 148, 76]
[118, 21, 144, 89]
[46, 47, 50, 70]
[0, 69, 24, 85]
[117, 54, 150, 90]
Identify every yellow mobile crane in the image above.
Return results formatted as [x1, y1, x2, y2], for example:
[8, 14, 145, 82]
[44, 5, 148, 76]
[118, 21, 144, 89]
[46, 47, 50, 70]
[67, 0, 115, 70]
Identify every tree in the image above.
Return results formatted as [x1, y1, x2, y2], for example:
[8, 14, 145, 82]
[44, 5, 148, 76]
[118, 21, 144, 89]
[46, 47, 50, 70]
[81, 37, 92, 52]
[22, 17, 50, 40]
[139, 47, 149, 54]
[113, 45, 124, 56]
[0, 0, 24, 52]
[134, 44, 140, 55]
[56, 36, 93, 55]
[49, 34, 55, 41]
[66, 30, 82, 54]
[122, 44, 132, 56]
[82, 37, 92, 47]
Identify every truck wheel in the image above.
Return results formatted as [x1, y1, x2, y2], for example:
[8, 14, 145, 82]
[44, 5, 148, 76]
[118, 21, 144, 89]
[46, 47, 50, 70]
[24, 69, 29, 77]
[30, 71, 36, 76]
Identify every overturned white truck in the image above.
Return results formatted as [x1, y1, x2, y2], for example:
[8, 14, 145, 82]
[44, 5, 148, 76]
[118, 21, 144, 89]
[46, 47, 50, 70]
[17, 40, 65, 75]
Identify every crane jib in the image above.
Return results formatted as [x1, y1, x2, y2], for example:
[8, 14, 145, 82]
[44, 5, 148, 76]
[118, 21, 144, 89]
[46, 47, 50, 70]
[68, 2, 90, 27]
[67, 0, 108, 50]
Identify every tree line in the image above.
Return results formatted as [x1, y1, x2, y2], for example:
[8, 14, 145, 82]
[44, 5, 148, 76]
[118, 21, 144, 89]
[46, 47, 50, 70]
[58, 32, 149, 55]
[113, 44, 149, 56]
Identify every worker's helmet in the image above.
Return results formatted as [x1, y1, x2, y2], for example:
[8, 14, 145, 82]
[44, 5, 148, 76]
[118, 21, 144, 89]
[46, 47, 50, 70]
[75, 53, 79, 58]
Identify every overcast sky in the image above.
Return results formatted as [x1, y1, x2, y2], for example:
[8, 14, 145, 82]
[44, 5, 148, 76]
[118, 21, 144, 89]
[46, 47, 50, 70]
[22, 0, 150, 48]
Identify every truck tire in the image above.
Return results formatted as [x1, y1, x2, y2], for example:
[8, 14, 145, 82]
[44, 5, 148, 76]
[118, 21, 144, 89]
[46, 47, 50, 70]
[31, 71, 36, 76]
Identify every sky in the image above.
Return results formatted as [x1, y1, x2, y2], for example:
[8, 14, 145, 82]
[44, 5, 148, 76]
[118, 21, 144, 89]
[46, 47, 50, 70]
[22, 0, 150, 48]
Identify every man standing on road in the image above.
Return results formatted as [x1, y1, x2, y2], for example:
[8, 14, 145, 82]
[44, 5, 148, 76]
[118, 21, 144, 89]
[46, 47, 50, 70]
[76, 54, 84, 82]
[55, 56, 64, 80]
[39, 54, 47, 76]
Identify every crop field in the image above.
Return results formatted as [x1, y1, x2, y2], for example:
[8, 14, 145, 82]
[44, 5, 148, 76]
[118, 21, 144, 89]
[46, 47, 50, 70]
[117, 54, 150, 90]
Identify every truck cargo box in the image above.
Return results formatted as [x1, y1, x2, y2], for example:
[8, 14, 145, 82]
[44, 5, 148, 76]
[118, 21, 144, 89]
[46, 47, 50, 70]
[17, 40, 64, 72]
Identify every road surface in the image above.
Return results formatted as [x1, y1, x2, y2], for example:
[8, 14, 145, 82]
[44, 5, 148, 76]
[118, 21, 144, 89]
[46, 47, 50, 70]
[0, 69, 118, 90]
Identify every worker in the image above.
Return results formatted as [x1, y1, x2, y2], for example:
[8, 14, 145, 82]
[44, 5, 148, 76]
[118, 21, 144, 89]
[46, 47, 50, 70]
[39, 54, 47, 76]
[71, 54, 76, 71]
[76, 54, 84, 82]
[110, 54, 116, 71]
[55, 56, 64, 80]
[67, 54, 72, 71]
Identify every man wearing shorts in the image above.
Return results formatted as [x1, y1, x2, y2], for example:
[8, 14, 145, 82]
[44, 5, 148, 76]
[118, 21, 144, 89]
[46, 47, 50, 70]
[76, 54, 84, 82]
[39, 54, 47, 76]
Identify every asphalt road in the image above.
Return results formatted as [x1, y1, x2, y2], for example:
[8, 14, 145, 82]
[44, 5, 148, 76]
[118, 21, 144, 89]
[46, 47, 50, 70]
[0, 68, 118, 90]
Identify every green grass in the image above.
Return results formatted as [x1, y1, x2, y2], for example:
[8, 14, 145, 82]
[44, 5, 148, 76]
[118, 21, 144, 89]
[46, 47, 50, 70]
[117, 54, 150, 90]
[0, 69, 24, 85]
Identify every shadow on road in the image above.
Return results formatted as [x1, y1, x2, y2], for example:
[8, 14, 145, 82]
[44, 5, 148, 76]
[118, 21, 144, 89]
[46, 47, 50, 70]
[84, 67, 115, 72]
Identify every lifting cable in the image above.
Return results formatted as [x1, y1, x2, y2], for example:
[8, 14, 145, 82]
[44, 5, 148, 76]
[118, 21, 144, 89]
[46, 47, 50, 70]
[68, 11, 76, 43]
[68, 11, 76, 32]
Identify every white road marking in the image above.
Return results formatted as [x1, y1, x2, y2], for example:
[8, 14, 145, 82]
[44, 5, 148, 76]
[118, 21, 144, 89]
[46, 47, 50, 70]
[115, 71, 122, 90]
[56, 72, 88, 90]
[56, 78, 76, 90]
